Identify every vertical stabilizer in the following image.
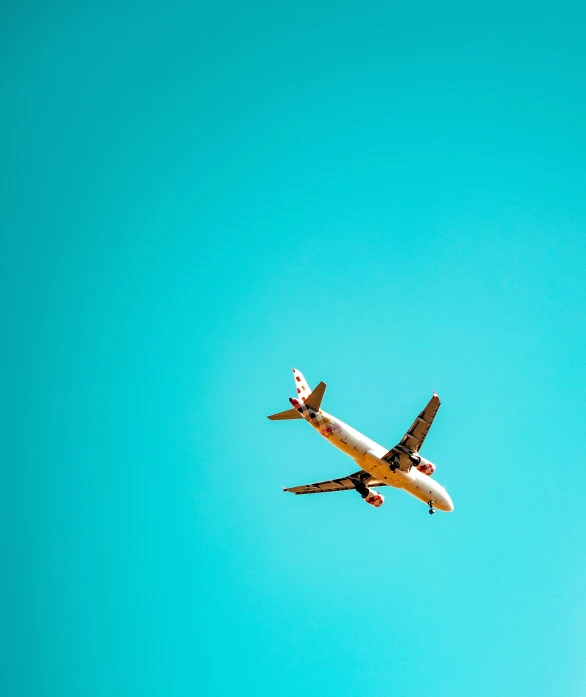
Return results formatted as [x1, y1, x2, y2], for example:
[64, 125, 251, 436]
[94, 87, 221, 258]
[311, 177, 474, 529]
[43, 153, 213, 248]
[292, 368, 311, 402]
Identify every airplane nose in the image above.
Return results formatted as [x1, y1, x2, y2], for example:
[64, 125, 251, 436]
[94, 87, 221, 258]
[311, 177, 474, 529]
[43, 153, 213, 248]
[444, 494, 454, 512]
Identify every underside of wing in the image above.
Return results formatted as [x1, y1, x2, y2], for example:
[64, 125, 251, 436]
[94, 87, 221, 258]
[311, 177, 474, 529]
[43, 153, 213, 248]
[381, 393, 441, 469]
[399, 392, 441, 453]
[284, 469, 387, 495]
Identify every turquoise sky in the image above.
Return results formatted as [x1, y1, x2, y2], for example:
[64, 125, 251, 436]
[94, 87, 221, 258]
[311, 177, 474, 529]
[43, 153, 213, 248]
[3, 2, 586, 696]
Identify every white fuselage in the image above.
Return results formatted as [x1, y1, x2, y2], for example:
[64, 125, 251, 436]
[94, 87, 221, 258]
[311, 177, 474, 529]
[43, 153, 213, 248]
[293, 401, 453, 512]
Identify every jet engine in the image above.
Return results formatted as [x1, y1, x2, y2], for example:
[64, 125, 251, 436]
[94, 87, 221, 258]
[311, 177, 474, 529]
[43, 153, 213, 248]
[354, 479, 384, 507]
[364, 488, 384, 507]
[409, 454, 436, 476]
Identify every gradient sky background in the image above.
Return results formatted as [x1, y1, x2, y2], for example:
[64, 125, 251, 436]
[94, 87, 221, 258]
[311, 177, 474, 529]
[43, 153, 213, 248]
[3, 2, 586, 696]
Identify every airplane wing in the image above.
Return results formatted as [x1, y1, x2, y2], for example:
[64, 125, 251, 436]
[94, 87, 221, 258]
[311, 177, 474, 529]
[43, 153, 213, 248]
[284, 469, 387, 495]
[398, 392, 441, 453]
[381, 393, 441, 469]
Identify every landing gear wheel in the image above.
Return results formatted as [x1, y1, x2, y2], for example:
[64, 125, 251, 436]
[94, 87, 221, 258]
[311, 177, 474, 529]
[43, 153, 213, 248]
[428, 501, 435, 515]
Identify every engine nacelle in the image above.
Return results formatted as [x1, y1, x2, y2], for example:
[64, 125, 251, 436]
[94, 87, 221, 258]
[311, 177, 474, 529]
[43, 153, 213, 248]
[409, 453, 436, 476]
[362, 488, 384, 508]
[417, 457, 435, 476]
[354, 480, 384, 507]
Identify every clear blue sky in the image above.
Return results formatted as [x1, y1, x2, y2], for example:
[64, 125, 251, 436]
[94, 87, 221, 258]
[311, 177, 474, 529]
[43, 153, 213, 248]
[3, 2, 586, 696]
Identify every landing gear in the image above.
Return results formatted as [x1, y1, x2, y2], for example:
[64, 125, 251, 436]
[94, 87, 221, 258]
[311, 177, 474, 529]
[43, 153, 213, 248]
[428, 501, 435, 515]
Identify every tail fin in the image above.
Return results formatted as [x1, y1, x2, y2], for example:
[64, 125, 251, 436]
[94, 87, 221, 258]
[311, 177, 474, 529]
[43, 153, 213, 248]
[292, 368, 326, 410]
[267, 369, 326, 420]
[292, 368, 311, 402]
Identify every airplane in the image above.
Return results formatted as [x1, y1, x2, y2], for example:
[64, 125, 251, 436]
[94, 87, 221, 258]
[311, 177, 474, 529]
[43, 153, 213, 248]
[268, 369, 454, 514]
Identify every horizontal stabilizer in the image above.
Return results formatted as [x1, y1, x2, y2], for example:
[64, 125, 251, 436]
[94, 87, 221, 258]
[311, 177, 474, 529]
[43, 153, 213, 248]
[267, 408, 303, 421]
[305, 381, 326, 411]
